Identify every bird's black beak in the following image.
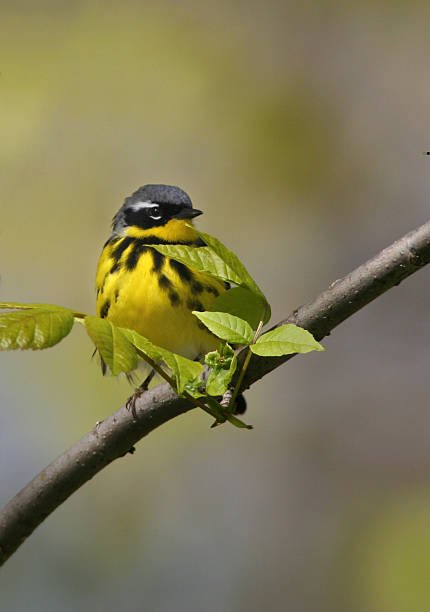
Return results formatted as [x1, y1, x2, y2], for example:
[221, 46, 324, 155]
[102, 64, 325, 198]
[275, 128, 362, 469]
[174, 207, 203, 220]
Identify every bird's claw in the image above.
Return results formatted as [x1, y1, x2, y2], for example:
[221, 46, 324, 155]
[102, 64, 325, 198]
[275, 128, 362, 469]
[126, 387, 146, 419]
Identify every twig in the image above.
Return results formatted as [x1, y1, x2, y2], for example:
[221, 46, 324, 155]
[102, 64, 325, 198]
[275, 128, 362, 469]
[1, 218, 430, 566]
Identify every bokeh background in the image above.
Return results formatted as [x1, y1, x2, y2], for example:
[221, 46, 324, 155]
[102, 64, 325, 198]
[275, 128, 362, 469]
[1, 1, 430, 610]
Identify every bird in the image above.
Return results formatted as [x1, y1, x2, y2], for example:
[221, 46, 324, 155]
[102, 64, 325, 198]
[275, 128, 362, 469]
[95, 184, 247, 414]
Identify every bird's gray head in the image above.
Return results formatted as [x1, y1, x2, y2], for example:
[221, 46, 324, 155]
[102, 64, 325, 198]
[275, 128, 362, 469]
[112, 184, 202, 234]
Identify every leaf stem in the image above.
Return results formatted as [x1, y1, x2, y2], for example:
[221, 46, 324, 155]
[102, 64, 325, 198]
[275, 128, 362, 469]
[230, 319, 264, 409]
[135, 350, 176, 388]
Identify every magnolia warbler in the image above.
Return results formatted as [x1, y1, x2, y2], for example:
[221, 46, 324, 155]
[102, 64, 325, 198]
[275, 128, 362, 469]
[96, 184, 246, 413]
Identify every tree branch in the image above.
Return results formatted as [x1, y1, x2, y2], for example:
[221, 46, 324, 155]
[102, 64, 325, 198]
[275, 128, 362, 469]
[243, 219, 430, 387]
[1, 219, 430, 566]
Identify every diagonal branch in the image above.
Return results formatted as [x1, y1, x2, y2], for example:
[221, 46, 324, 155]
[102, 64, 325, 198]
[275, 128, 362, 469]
[243, 218, 430, 387]
[1, 219, 430, 566]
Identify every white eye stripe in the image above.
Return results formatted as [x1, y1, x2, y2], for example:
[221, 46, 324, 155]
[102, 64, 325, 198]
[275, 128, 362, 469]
[129, 200, 160, 212]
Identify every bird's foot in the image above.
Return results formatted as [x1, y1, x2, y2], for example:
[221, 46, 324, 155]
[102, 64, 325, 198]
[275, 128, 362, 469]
[125, 369, 156, 419]
[126, 387, 146, 419]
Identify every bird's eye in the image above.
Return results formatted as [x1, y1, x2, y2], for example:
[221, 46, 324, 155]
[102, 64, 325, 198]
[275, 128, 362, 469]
[148, 205, 162, 220]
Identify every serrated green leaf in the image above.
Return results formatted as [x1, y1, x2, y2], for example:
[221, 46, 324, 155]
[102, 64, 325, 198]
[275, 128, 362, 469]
[153, 244, 243, 285]
[154, 232, 271, 322]
[211, 287, 269, 328]
[84, 316, 139, 375]
[250, 324, 324, 356]
[206, 353, 237, 396]
[124, 328, 204, 395]
[162, 352, 204, 395]
[0, 309, 74, 350]
[197, 230, 271, 321]
[193, 311, 254, 345]
[197, 231, 265, 298]
[121, 328, 163, 362]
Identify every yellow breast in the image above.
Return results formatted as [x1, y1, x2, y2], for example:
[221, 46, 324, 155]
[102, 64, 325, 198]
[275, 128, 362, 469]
[96, 220, 225, 359]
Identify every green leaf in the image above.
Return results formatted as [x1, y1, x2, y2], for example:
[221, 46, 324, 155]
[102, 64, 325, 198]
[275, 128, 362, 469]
[153, 244, 243, 286]
[161, 351, 204, 395]
[205, 343, 237, 396]
[0, 308, 75, 350]
[211, 287, 268, 328]
[0, 301, 74, 312]
[124, 328, 204, 395]
[250, 324, 324, 356]
[154, 231, 271, 321]
[121, 328, 163, 363]
[84, 316, 139, 375]
[197, 230, 265, 299]
[123, 327, 250, 428]
[206, 350, 237, 396]
[193, 311, 254, 344]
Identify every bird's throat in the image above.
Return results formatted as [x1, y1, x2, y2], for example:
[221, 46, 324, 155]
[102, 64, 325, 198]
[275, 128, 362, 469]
[124, 219, 199, 244]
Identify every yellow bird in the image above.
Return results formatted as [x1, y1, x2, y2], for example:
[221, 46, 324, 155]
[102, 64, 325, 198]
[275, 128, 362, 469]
[96, 183, 226, 363]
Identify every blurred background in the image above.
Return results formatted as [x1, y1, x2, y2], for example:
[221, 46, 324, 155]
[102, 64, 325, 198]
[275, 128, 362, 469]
[1, 1, 430, 610]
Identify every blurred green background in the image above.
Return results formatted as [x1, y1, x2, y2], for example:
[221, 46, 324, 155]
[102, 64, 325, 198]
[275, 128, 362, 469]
[2, 1, 430, 610]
